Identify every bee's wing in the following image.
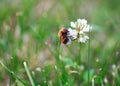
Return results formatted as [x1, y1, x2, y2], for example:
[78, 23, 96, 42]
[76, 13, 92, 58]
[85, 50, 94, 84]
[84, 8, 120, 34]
[66, 38, 71, 44]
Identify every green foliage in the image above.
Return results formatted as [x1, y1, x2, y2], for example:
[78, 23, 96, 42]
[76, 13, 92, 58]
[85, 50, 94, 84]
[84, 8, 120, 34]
[0, 0, 120, 86]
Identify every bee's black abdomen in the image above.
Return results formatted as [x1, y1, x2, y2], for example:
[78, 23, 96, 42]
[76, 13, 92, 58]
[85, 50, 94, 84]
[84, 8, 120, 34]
[63, 37, 69, 44]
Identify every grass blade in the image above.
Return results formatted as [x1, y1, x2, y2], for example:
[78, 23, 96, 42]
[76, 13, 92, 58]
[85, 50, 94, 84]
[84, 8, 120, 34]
[0, 61, 28, 86]
[23, 62, 35, 86]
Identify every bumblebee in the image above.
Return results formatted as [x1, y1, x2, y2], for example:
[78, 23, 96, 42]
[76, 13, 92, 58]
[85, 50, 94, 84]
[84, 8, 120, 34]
[58, 28, 71, 44]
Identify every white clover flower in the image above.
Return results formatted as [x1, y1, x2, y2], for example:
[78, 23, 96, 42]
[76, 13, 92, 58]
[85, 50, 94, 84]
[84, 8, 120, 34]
[79, 65, 85, 70]
[104, 77, 108, 84]
[112, 64, 116, 70]
[69, 18, 92, 43]
[35, 67, 41, 71]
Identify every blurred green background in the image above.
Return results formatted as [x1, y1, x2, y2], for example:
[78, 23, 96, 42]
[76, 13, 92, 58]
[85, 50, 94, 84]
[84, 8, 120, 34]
[0, 0, 120, 86]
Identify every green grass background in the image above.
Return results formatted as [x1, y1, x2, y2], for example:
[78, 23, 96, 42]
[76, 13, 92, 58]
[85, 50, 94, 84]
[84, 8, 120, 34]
[0, 0, 120, 86]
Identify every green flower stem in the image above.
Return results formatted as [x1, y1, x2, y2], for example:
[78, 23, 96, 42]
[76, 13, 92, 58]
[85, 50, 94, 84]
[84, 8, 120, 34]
[23, 62, 35, 86]
[88, 30, 91, 86]
[78, 42, 81, 64]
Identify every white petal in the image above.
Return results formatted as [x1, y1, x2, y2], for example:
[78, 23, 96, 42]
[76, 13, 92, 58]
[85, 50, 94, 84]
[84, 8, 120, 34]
[68, 28, 73, 36]
[71, 30, 78, 39]
[84, 35, 89, 39]
[78, 38, 85, 43]
[77, 19, 88, 31]
[81, 19, 87, 24]
[68, 28, 78, 39]
[68, 28, 72, 32]
[82, 26, 90, 32]
[78, 35, 89, 43]
[77, 19, 82, 23]
[70, 22, 76, 28]
[79, 30, 83, 34]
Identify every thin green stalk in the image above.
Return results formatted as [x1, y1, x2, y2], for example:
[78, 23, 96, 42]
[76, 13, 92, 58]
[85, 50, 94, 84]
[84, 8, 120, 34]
[92, 79, 94, 86]
[88, 30, 91, 86]
[78, 43, 81, 64]
[0, 61, 28, 85]
[23, 62, 35, 86]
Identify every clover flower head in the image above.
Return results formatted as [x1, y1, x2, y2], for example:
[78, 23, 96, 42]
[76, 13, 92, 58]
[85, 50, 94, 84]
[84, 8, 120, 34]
[69, 18, 92, 43]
